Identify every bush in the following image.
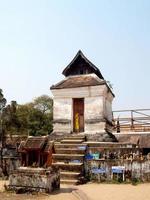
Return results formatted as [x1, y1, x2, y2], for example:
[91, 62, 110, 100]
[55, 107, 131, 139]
[131, 177, 140, 185]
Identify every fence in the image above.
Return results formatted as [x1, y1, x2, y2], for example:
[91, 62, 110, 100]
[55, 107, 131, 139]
[113, 109, 150, 132]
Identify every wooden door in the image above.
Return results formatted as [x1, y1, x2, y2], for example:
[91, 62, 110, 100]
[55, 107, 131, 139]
[73, 98, 84, 133]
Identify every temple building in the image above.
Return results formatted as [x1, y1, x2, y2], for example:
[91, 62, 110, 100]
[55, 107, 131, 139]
[50, 50, 115, 141]
[5, 51, 150, 187]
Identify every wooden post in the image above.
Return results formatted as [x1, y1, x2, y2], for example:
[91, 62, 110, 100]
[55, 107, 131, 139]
[21, 154, 23, 166]
[38, 151, 40, 167]
[26, 153, 29, 166]
[131, 110, 134, 131]
[123, 171, 125, 181]
[117, 118, 120, 133]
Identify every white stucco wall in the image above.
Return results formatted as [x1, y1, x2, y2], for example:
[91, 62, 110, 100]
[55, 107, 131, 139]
[103, 91, 114, 122]
[53, 98, 72, 133]
[51, 83, 114, 134]
[84, 97, 104, 119]
[105, 99, 113, 122]
[51, 85, 106, 99]
[53, 98, 72, 120]
[84, 96, 106, 134]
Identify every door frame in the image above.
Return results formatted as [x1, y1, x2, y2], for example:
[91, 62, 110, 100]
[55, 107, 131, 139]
[72, 98, 84, 133]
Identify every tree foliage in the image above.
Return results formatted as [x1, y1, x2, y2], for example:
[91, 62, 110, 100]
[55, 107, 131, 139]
[2, 94, 53, 136]
[33, 95, 53, 114]
[3, 101, 19, 134]
[29, 95, 53, 135]
[0, 89, 7, 111]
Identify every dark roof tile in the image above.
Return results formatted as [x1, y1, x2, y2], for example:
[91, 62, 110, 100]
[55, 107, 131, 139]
[24, 136, 48, 150]
[51, 74, 105, 89]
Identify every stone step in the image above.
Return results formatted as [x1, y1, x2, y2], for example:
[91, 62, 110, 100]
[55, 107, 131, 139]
[61, 139, 84, 144]
[64, 135, 86, 140]
[83, 141, 118, 147]
[55, 148, 86, 154]
[52, 154, 84, 162]
[60, 171, 81, 179]
[54, 143, 87, 149]
[54, 142, 61, 145]
[60, 179, 78, 185]
[53, 154, 84, 158]
[52, 162, 83, 172]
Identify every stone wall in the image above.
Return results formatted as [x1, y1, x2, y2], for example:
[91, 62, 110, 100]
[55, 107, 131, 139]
[86, 159, 150, 182]
[0, 147, 21, 176]
[7, 167, 60, 193]
[85, 132, 117, 142]
[3, 158, 21, 175]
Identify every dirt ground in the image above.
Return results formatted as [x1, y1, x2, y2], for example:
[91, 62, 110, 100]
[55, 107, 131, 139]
[1, 181, 150, 200]
[0, 181, 77, 200]
[77, 183, 150, 200]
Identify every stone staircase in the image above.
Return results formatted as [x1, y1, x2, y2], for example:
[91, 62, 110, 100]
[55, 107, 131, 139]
[52, 135, 87, 185]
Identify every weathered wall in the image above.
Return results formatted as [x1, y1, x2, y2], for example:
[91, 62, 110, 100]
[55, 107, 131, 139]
[53, 98, 72, 133]
[7, 167, 60, 193]
[104, 92, 113, 122]
[0, 146, 21, 176]
[53, 98, 72, 120]
[84, 97, 105, 134]
[84, 142, 150, 182]
[51, 83, 114, 134]
[3, 158, 21, 175]
[86, 159, 150, 182]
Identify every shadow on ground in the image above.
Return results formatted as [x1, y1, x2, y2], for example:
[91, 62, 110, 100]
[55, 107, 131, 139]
[51, 185, 77, 195]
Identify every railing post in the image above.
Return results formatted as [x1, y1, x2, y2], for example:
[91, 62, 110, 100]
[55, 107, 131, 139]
[117, 118, 120, 133]
[131, 110, 134, 131]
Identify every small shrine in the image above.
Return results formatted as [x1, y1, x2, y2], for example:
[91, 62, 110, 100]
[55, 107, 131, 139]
[51, 50, 115, 141]
[18, 136, 53, 167]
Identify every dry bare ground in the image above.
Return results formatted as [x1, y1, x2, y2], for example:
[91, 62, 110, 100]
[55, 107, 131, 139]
[1, 181, 150, 200]
[0, 181, 77, 200]
[77, 183, 150, 200]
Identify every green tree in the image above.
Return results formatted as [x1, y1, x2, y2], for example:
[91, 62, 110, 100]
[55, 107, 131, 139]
[0, 89, 7, 111]
[0, 89, 7, 136]
[28, 95, 53, 136]
[0, 89, 7, 170]
[15, 103, 32, 135]
[3, 101, 20, 133]
[1, 94, 53, 136]
[33, 95, 53, 114]
[16, 95, 53, 136]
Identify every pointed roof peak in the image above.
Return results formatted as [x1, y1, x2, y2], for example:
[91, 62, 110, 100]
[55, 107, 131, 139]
[62, 50, 104, 80]
[76, 49, 87, 57]
[77, 49, 83, 54]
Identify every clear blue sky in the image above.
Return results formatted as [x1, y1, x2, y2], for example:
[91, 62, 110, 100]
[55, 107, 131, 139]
[0, 0, 150, 110]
